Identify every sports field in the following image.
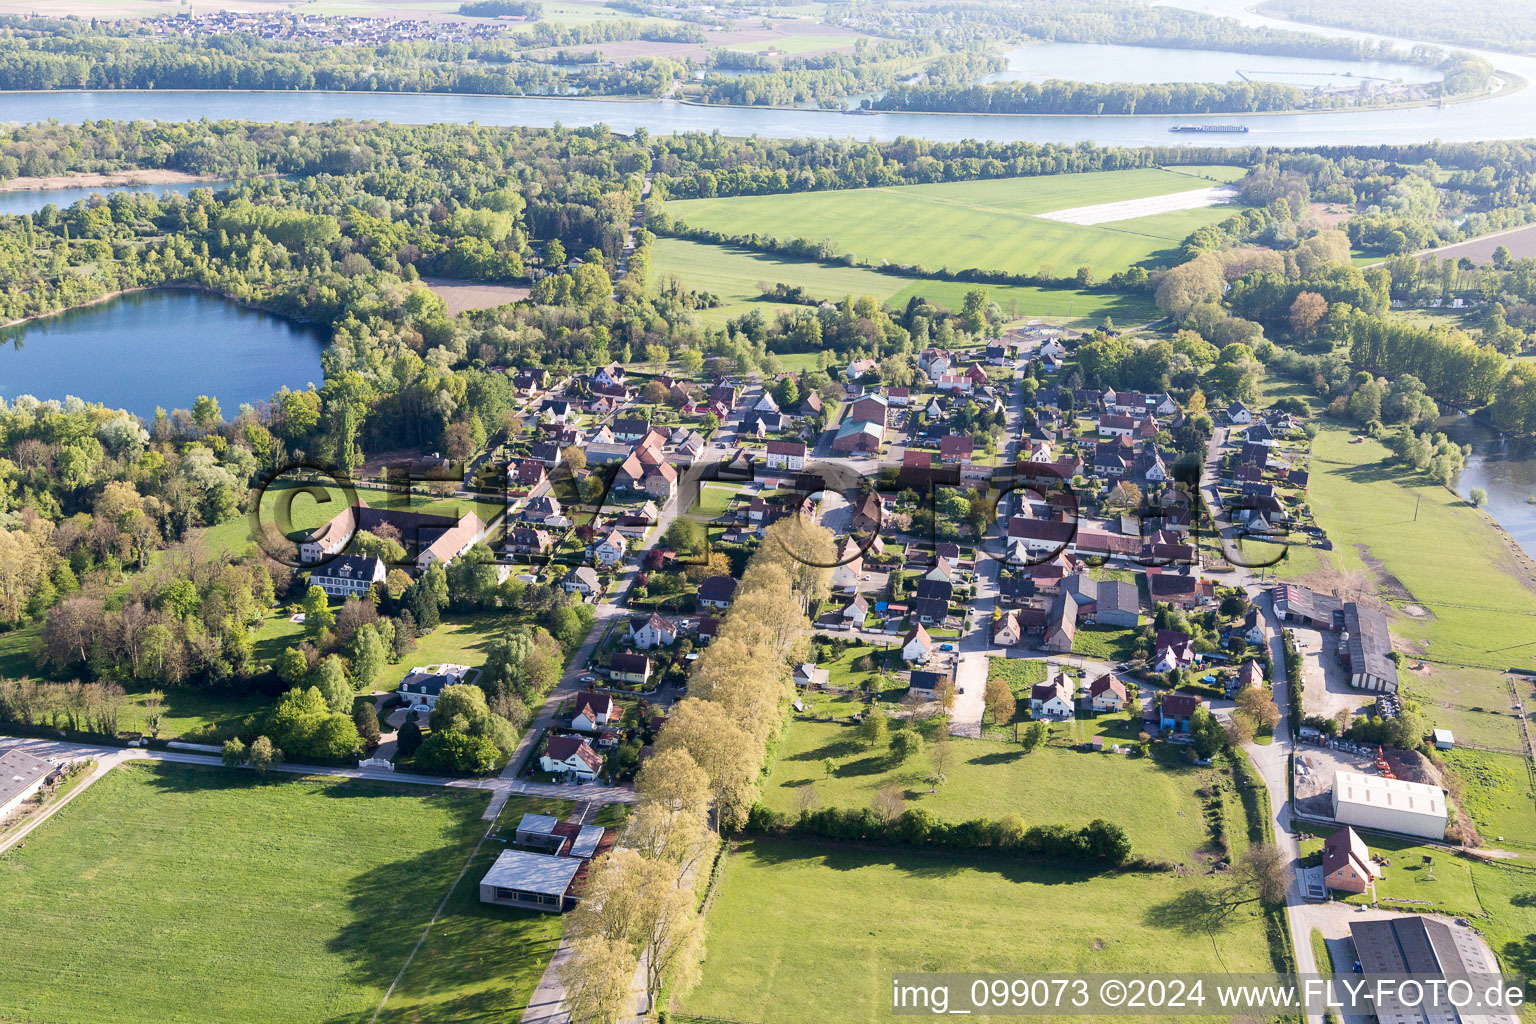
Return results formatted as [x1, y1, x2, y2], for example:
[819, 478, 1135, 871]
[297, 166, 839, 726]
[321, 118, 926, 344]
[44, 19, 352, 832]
[0, 761, 560, 1024]
[662, 166, 1248, 278]
[651, 237, 1158, 328]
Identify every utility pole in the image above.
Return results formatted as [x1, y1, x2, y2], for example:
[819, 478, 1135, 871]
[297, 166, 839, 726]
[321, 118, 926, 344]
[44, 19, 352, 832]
[1413, 494, 1420, 521]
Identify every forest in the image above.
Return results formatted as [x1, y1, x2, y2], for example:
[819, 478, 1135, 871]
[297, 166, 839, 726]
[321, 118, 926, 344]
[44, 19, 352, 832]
[867, 53, 1491, 115]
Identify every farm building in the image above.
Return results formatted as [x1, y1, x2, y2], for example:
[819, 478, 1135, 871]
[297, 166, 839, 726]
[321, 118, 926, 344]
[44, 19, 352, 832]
[478, 849, 582, 912]
[0, 749, 54, 819]
[1350, 916, 1513, 1024]
[1338, 602, 1399, 692]
[1331, 771, 1447, 840]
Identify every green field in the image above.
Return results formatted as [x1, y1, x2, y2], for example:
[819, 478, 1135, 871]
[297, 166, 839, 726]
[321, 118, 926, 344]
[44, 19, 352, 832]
[761, 718, 1212, 863]
[663, 167, 1248, 281]
[1300, 421, 1536, 671]
[651, 237, 1158, 328]
[683, 837, 1278, 1024]
[1439, 748, 1536, 849]
[1299, 826, 1481, 916]
[0, 762, 560, 1024]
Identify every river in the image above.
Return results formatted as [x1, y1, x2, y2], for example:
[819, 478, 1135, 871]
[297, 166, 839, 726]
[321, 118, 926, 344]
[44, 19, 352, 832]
[1442, 415, 1536, 559]
[0, 290, 326, 419]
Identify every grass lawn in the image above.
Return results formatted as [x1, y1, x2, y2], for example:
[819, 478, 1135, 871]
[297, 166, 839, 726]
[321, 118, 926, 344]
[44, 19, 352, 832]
[1312, 928, 1335, 974]
[1439, 748, 1536, 849]
[1299, 826, 1482, 916]
[1070, 624, 1141, 662]
[663, 168, 1248, 280]
[761, 718, 1212, 864]
[689, 482, 738, 519]
[121, 688, 273, 743]
[681, 837, 1277, 1024]
[0, 761, 561, 1024]
[1300, 420, 1536, 671]
[0, 623, 40, 678]
[650, 237, 1155, 328]
[1468, 862, 1536, 990]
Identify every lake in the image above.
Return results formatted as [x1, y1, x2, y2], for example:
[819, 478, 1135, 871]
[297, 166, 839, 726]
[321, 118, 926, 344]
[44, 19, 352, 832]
[0, 290, 327, 419]
[984, 42, 1441, 89]
[0, 179, 228, 217]
[1444, 415, 1536, 560]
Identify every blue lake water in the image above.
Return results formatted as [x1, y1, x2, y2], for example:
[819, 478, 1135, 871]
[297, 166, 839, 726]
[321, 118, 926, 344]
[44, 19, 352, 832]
[0, 179, 228, 217]
[0, 290, 326, 419]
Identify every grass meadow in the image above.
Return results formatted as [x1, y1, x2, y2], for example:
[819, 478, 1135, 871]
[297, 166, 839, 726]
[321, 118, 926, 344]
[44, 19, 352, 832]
[651, 238, 1158, 328]
[760, 718, 1212, 864]
[662, 167, 1248, 280]
[682, 836, 1278, 1024]
[0, 761, 561, 1024]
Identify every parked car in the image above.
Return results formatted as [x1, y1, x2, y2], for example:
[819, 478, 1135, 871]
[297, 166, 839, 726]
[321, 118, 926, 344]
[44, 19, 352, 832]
[939, 643, 954, 651]
[579, 673, 597, 683]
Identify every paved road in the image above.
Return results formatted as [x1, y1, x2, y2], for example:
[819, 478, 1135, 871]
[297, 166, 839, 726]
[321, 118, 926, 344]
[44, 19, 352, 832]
[0, 735, 633, 848]
[501, 487, 682, 781]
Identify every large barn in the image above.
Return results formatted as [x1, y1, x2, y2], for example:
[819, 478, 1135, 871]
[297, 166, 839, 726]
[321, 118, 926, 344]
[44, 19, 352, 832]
[1332, 771, 1447, 840]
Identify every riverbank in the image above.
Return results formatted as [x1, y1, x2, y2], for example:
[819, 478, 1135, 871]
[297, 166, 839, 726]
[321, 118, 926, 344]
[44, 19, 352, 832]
[0, 169, 223, 193]
[0, 282, 325, 335]
[1292, 411, 1536, 672]
[679, 70, 1525, 119]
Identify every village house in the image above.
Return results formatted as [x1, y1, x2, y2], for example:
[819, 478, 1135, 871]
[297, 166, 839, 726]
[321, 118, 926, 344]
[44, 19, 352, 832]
[1321, 825, 1376, 894]
[541, 735, 603, 779]
[908, 668, 950, 700]
[627, 613, 681, 650]
[1089, 674, 1127, 712]
[697, 575, 739, 610]
[832, 537, 865, 593]
[593, 530, 627, 567]
[1159, 693, 1207, 733]
[505, 526, 553, 557]
[607, 653, 652, 686]
[570, 692, 615, 732]
[764, 440, 807, 471]
[1030, 673, 1075, 718]
[901, 624, 934, 664]
[1153, 629, 1196, 672]
[793, 663, 831, 688]
[938, 434, 974, 465]
[562, 566, 602, 599]
[398, 663, 472, 712]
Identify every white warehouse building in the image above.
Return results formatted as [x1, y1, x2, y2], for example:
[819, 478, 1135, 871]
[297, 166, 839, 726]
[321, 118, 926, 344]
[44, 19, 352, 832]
[1331, 771, 1448, 840]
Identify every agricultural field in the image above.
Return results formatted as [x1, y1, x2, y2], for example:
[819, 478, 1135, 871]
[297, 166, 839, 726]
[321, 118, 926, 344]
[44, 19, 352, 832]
[682, 836, 1278, 1024]
[651, 237, 1156, 328]
[0, 762, 560, 1024]
[760, 717, 1213, 863]
[661, 167, 1249, 280]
